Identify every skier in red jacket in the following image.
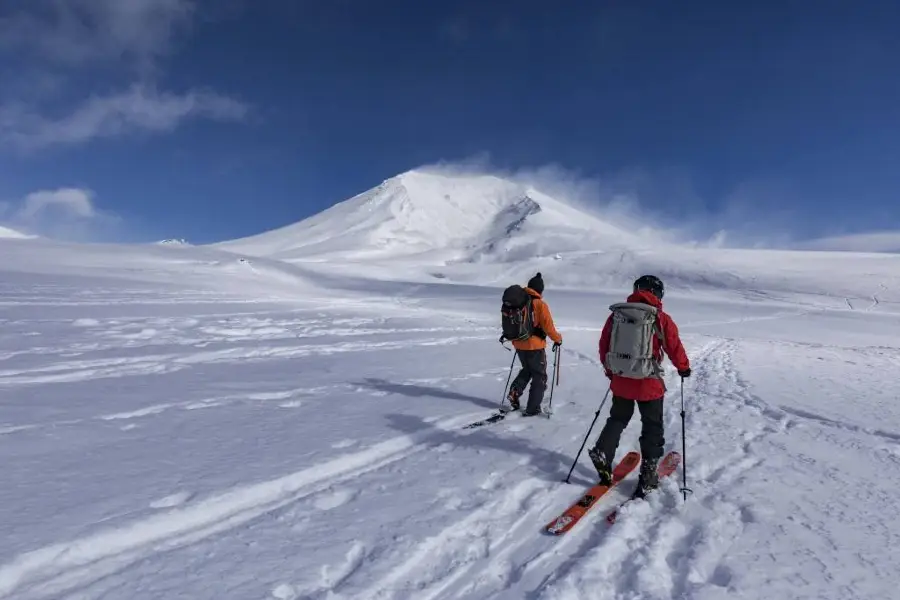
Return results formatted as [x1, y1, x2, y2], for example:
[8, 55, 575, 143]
[588, 275, 691, 497]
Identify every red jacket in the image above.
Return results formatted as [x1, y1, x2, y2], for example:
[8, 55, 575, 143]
[598, 290, 690, 401]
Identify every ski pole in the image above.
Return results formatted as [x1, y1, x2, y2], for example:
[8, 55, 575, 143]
[499, 352, 516, 411]
[555, 345, 561, 386]
[679, 377, 693, 501]
[547, 346, 560, 418]
[564, 387, 611, 484]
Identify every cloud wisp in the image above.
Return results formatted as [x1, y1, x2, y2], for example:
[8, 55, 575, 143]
[0, 0, 248, 153]
[0, 0, 194, 69]
[0, 84, 248, 151]
[1, 187, 121, 241]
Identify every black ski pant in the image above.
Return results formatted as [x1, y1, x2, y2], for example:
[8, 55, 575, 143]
[592, 396, 664, 462]
[510, 348, 547, 413]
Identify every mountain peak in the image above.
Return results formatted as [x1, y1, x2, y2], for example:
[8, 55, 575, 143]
[213, 168, 648, 265]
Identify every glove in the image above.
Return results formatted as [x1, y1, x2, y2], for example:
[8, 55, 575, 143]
[552, 340, 562, 351]
[604, 370, 613, 380]
[678, 368, 691, 379]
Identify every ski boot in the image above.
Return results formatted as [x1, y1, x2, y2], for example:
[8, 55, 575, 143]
[632, 457, 659, 499]
[506, 388, 521, 412]
[587, 447, 613, 486]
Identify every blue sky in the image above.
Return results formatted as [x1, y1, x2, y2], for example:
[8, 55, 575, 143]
[1, 1, 899, 247]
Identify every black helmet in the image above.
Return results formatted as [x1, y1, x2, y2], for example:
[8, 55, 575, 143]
[633, 275, 664, 299]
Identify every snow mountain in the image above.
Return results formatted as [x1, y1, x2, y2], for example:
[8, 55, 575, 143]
[214, 170, 655, 265]
[214, 169, 900, 310]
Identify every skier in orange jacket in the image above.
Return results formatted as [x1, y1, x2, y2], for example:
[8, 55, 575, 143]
[507, 273, 563, 416]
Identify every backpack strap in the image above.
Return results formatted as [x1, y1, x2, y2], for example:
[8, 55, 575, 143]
[531, 297, 547, 340]
[654, 319, 665, 363]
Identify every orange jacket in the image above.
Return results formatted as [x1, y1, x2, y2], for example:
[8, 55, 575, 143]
[512, 288, 563, 351]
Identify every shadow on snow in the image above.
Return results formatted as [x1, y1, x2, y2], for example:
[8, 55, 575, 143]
[353, 377, 499, 410]
[383, 412, 598, 487]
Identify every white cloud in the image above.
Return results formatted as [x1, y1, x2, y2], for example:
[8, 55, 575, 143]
[2, 187, 121, 241]
[0, 84, 248, 151]
[0, 1, 248, 153]
[0, 0, 195, 69]
[17, 188, 96, 220]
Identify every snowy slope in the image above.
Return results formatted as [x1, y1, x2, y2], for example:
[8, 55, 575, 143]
[3, 223, 900, 598]
[0, 225, 35, 239]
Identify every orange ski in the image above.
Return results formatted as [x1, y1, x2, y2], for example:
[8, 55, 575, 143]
[545, 450, 641, 535]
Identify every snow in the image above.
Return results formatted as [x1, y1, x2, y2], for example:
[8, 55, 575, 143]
[2, 170, 900, 599]
[0, 226, 35, 240]
[213, 170, 655, 266]
[797, 230, 900, 253]
[213, 171, 900, 311]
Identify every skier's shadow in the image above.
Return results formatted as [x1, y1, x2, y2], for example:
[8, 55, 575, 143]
[353, 378, 497, 410]
[384, 412, 597, 486]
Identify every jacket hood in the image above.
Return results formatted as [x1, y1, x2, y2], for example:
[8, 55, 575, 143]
[627, 289, 662, 308]
[525, 287, 543, 299]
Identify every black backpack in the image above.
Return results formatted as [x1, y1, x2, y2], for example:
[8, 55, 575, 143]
[500, 285, 537, 342]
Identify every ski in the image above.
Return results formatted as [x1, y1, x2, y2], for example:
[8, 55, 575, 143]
[462, 409, 513, 429]
[605, 450, 681, 525]
[462, 405, 554, 429]
[544, 450, 641, 535]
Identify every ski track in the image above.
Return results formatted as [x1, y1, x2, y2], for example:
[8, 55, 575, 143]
[353, 339, 732, 600]
[456, 339, 743, 600]
[519, 340, 735, 600]
[360, 478, 553, 600]
[274, 540, 370, 599]
[0, 369, 511, 438]
[0, 412, 478, 599]
[4, 283, 899, 598]
[0, 332, 758, 600]
[406, 332, 836, 600]
[0, 334, 493, 387]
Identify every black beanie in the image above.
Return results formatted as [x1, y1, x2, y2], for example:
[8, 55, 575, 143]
[527, 272, 544, 294]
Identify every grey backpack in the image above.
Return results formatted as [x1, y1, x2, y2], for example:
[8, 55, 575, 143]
[603, 302, 665, 379]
